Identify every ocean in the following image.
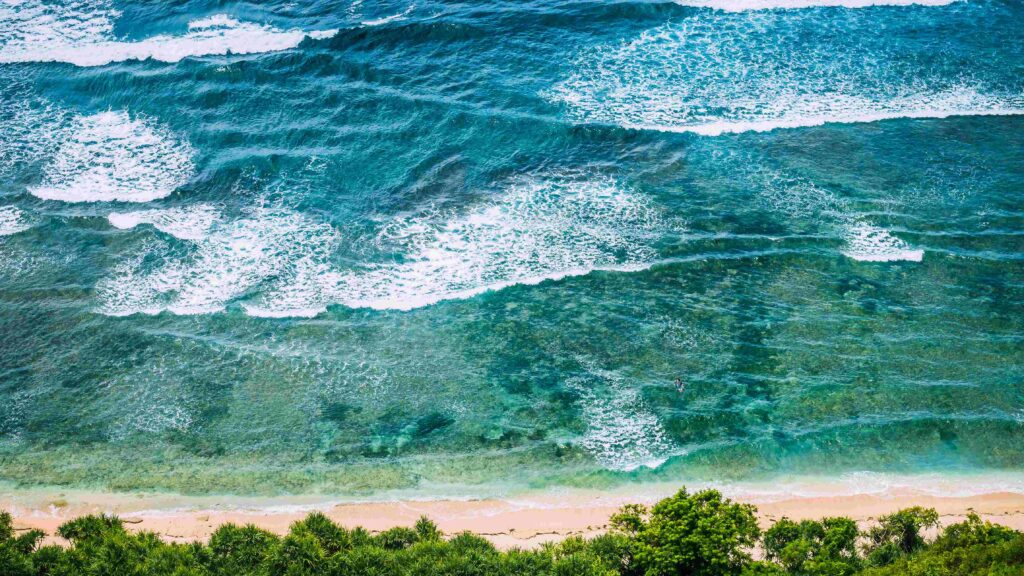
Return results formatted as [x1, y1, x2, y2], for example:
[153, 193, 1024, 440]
[0, 0, 1022, 500]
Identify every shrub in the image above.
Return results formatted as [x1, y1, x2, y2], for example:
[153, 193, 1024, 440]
[290, 512, 350, 554]
[414, 516, 442, 542]
[447, 531, 497, 555]
[267, 532, 326, 576]
[4, 492, 1024, 576]
[863, 507, 939, 567]
[328, 544, 402, 576]
[763, 517, 859, 575]
[208, 523, 279, 575]
[613, 488, 760, 576]
[375, 526, 420, 550]
[56, 514, 124, 544]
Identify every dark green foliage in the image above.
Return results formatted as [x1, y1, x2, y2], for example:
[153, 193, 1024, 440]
[268, 532, 326, 576]
[763, 517, 860, 575]
[328, 545, 401, 576]
[587, 532, 639, 576]
[0, 512, 40, 576]
[2, 492, 1023, 576]
[208, 523, 279, 575]
[374, 526, 419, 550]
[413, 517, 441, 542]
[291, 512, 351, 555]
[446, 532, 496, 555]
[612, 488, 760, 576]
[859, 514, 1024, 576]
[55, 514, 124, 543]
[862, 506, 939, 566]
[931, 512, 1018, 552]
[740, 561, 789, 575]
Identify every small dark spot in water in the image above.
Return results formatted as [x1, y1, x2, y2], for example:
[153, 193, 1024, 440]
[414, 412, 454, 437]
[321, 402, 362, 424]
[939, 426, 958, 448]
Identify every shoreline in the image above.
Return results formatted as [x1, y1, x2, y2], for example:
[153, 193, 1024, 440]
[6, 479, 1024, 549]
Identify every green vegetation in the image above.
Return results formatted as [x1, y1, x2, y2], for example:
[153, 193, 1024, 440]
[2, 488, 1023, 575]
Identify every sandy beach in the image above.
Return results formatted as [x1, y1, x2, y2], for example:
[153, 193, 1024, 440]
[6, 486, 1024, 549]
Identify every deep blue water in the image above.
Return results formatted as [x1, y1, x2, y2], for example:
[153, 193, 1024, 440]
[0, 0, 1022, 498]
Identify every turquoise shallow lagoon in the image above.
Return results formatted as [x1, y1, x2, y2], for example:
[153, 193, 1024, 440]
[0, 0, 1022, 500]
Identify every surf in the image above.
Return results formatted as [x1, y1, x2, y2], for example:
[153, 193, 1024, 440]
[98, 176, 680, 318]
[548, 8, 1024, 136]
[672, 0, 960, 11]
[29, 111, 194, 203]
[0, 1, 337, 67]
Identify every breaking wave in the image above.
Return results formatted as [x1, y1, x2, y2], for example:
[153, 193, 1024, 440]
[99, 176, 677, 317]
[673, 0, 960, 11]
[109, 205, 220, 241]
[548, 11, 1024, 135]
[0, 206, 31, 236]
[841, 222, 924, 262]
[566, 355, 676, 471]
[0, 1, 337, 67]
[97, 205, 338, 316]
[759, 173, 924, 262]
[29, 111, 194, 203]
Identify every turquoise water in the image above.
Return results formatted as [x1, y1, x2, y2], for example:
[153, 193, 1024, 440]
[0, 0, 1022, 498]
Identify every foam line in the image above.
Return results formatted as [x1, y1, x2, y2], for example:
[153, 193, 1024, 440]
[756, 169, 925, 262]
[549, 12, 1024, 136]
[99, 176, 679, 317]
[841, 222, 924, 262]
[629, 101, 1024, 137]
[673, 0, 960, 11]
[0, 206, 31, 236]
[566, 355, 675, 471]
[361, 5, 415, 27]
[98, 206, 339, 316]
[29, 111, 194, 203]
[109, 205, 220, 241]
[0, 3, 337, 67]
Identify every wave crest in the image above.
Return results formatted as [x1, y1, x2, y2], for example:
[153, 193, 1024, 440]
[100, 176, 677, 318]
[29, 111, 194, 203]
[548, 12, 1024, 135]
[0, 206, 31, 236]
[673, 0, 959, 11]
[0, 2, 337, 67]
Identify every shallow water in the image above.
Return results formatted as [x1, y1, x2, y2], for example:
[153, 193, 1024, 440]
[0, 0, 1022, 498]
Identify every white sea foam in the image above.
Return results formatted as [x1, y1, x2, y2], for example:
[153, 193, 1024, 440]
[548, 15, 1024, 135]
[0, 206, 31, 236]
[329, 176, 671, 312]
[361, 5, 415, 27]
[29, 111, 194, 203]
[841, 221, 924, 262]
[244, 176, 673, 315]
[0, 2, 337, 67]
[566, 356, 675, 471]
[634, 91, 1024, 137]
[673, 0, 959, 11]
[0, 0, 118, 53]
[100, 176, 676, 317]
[109, 205, 220, 241]
[0, 86, 69, 177]
[98, 206, 339, 316]
[757, 171, 924, 262]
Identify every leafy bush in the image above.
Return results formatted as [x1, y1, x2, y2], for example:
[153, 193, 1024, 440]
[209, 523, 279, 575]
[763, 517, 860, 575]
[859, 513, 1024, 576]
[862, 507, 939, 567]
[611, 488, 760, 576]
